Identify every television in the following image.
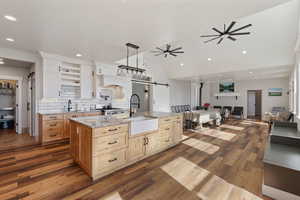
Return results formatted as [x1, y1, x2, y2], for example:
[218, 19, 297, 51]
[219, 82, 234, 93]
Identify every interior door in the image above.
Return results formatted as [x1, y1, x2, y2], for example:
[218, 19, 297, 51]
[247, 91, 256, 116]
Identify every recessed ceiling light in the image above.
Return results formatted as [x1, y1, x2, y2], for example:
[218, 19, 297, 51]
[242, 50, 247, 54]
[180, 63, 184, 67]
[0, 61, 4, 65]
[208, 58, 212, 61]
[4, 15, 17, 22]
[76, 53, 82, 57]
[249, 71, 253, 74]
[6, 38, 15, 42]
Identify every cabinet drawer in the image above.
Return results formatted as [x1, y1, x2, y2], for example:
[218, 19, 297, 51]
[93, 148, 127, 175]
[42, 114, 64, 121]
[43, 130, 63, 142]
[159, 117, 174, 124]
[93, 133, 128, 154]
[43, 120, 64, 130]
[94, 124, 128, 137]
[159, 123, 173, 132]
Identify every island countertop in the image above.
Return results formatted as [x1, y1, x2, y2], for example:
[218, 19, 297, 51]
[70, 111, 182, 129]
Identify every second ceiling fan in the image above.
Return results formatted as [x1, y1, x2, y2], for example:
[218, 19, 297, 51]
[151, 44, 184, 58]
[201, 21, 252, 44]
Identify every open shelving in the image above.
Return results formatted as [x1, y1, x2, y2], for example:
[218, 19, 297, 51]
[59, 62, 81, 98]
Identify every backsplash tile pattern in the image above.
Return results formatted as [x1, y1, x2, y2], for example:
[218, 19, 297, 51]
[38, 98, 111, 114]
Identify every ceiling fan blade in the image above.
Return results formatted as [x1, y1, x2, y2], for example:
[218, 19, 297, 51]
[170, 53, 177, 57]
[212, 28, 223, 35]
[217, 37, 224, 44]
[224, 24, 226, 32]
[200, 34, 221, 37]
[151, 50, 162, 53]
[164, 54, 168, 58]
[229, 32, 250, 36]
[156, 47, 164, 51]
[172, 51, 184, 54]
[229, 24, 252, 34]
[225, 21, 236, 33]
[204, 36, 221, 43]
[227, 36, 237, 41]
[170, 47, 182, 52]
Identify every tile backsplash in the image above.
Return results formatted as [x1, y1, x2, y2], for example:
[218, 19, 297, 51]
[38, 98, 111, 114]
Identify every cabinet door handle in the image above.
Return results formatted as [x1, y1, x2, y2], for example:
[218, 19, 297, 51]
[49, 134, 57, 137]
[165, 119, 170, 122]
[49, 123, 57, 127]
[49, 116, 57, 120]
[144, 137, 147, 145]
[165, 139, 170, 142]
[165, 128, 170, 131]
[108, 128, 118, 132]
[108, 158, 117, 162]
[108, 141, 117, 145]
[146, 137, 149, 145]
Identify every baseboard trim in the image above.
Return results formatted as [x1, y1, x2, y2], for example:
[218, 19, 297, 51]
[262, 184, 300, 200]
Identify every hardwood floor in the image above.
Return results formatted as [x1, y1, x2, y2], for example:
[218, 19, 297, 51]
[0, 119, 272, 200]
[0, 129, 39, 152]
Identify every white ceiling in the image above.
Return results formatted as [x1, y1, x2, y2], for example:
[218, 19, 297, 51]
[144, 0, 299, 79]
[0, 0, 297, 79]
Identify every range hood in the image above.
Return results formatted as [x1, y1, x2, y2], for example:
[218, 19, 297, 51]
[99, 75, 130, 100]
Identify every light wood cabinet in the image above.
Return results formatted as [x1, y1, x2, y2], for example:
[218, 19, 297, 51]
[173, 116, 183, 144]
[93, 132, 128, 155]
[39, 114, 64, 143]
[93, 148, 127, 176]
[70, 122, 92, 176]
[64, 113, 81, 139]
[39, 112, 101, 144]
[70, 114, 183, 180]
[127, 136, 145, 162]
[145, 132, 162, 155]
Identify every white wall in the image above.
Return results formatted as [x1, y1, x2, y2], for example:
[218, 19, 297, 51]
[169, 80, 191, 106]
[190, 82, 210, 109]
[209, 78, 289, 117]
[0, 65, 30, 129]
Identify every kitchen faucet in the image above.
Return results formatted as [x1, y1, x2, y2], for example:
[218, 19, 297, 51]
[129, 94, 140, 117]
[67, 99, 72, 112]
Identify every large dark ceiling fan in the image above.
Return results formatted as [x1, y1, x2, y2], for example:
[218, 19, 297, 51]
[151, 44, 184, 58]
[200, 21, 252, 44]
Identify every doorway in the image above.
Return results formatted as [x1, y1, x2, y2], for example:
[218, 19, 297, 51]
[0, 58, 38, 151]
[247, 90, 262, 119]
[132, 82, 152, 113]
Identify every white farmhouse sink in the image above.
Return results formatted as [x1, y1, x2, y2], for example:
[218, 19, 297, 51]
[128, 116, 158, 136]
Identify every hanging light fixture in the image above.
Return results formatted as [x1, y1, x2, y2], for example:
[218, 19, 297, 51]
[118, 43, 169, 87]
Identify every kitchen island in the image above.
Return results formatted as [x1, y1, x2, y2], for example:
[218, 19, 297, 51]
[69, 112, 183, 180]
